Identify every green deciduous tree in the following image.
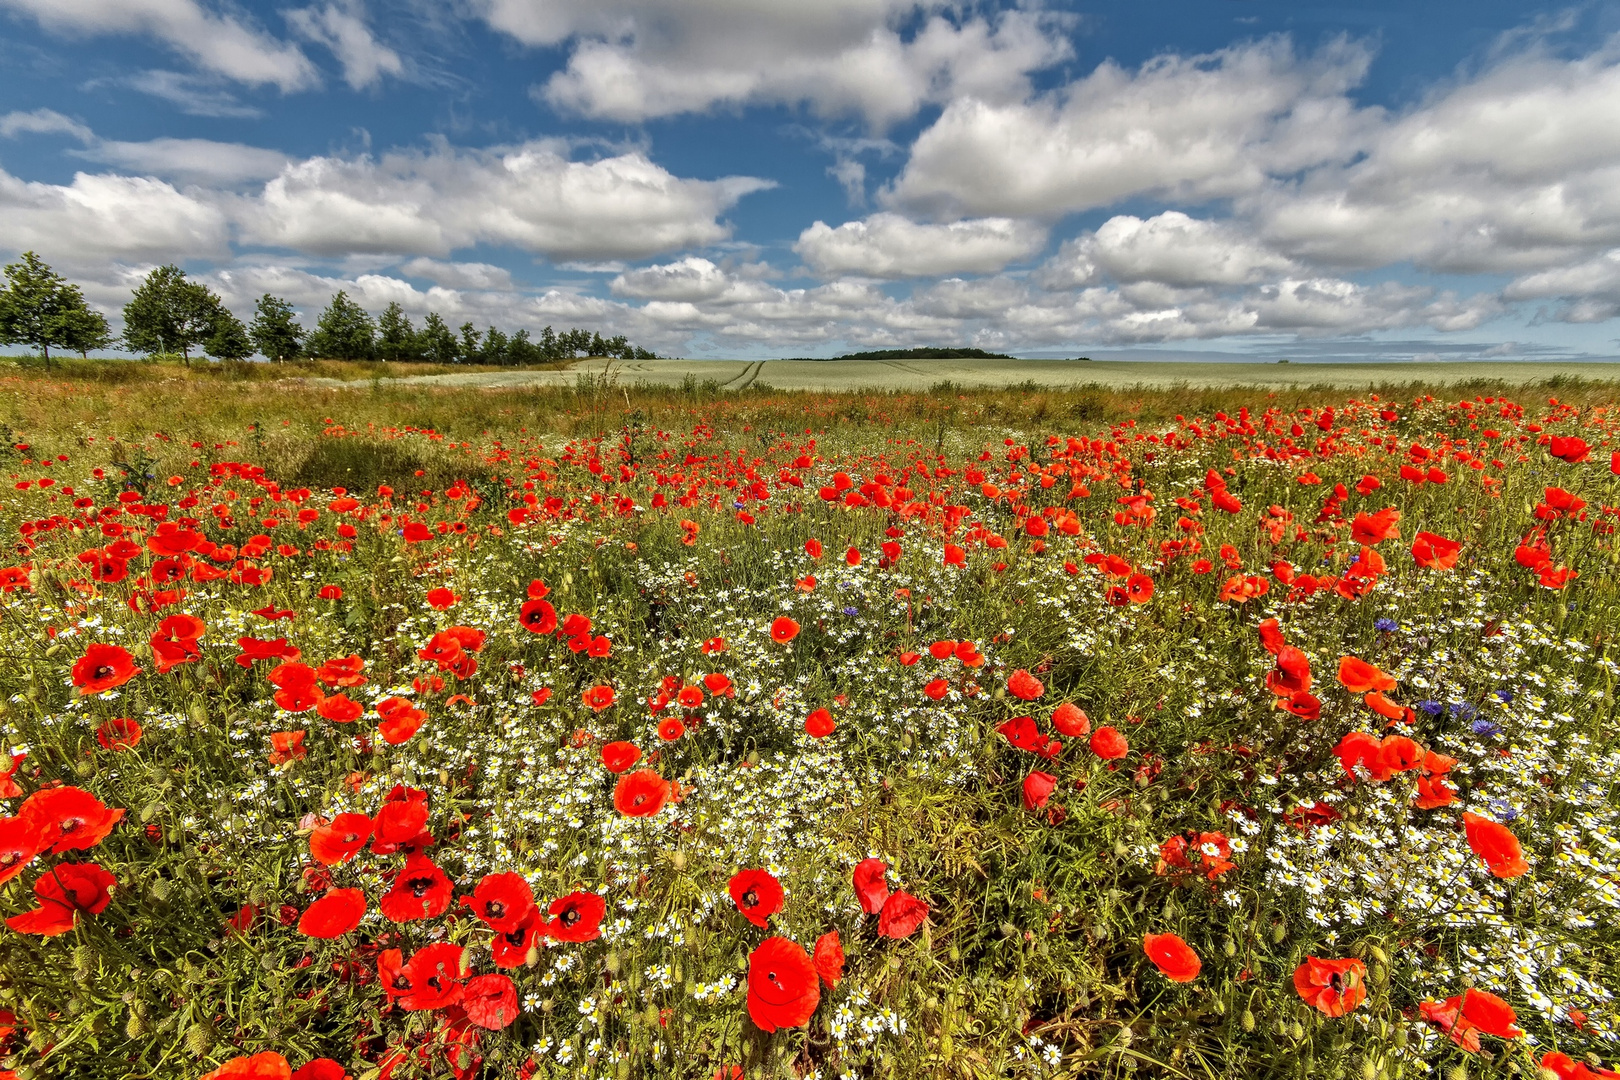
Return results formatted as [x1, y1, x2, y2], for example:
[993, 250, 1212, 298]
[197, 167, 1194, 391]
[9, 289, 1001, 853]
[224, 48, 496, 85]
[0, 251, 108, 366]
[248, 295, 305, 362]
[122, 265, 222, 364]
[417, 312, 457, 364]
[376, 302, 418, 362]
[205, 309, 253, 361]
[306, 291, 376, 360]
[458, 322, 481, 364]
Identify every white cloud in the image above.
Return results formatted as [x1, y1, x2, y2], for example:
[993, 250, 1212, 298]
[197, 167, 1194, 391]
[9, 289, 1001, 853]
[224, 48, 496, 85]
[476, 0, 1066, 125]
[1, 0, 317, 90]
[0, 166, 229, 264]
[610, 257, 778, 303]
[400, 258, 514, 291]
[1039, 212, 1298, 289]
[0, 108, 91, 141]
[886, 35, 1374, 218]
[1503, 249, 1620, 322]
[72, 139, 290, 185]
[795, 213, 1047, 278]
[285, 1, 403, 90]
[241, 141, 773, 260]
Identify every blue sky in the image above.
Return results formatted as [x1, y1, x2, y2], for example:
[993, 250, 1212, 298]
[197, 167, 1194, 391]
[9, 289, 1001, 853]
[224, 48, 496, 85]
[4, 0, 1620, 361]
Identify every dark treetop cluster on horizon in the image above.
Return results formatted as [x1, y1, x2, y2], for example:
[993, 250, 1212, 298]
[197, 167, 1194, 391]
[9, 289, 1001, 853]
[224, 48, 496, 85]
[0, 254, 657, 366]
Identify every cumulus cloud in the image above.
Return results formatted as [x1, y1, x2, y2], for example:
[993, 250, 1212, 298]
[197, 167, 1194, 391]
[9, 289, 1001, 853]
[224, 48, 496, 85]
[1503, 249, 1620, 322]
[0, 165, 229, 264]
[476, 0, 1067, 125]
[400, 258, 514, 291]
[0, 0, 317, 90]
[794, 213, 1047, 278]
[285, 1, 403, 90]
[241, 141, 773, 260]
[1039, 212, 1298, 289]
[886, 35, 1374, 218]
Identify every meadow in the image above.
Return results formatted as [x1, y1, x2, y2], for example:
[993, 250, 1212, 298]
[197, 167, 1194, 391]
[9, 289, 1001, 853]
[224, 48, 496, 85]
[0, 362, 1618, 1080]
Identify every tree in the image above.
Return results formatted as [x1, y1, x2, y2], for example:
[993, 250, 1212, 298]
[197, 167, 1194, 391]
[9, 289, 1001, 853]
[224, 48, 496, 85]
[205, 309, 253, 361]
[0, 252, 106, 366]
[458, 322, 481, 364]
[507, 328, 539, 366]
[249, 294, 305, 362]
[306, 291, 376, 360]
[417, 312, 457, 364]
[481, 326, 508, 365]
[376, 302, 418, 362]
[122, 265, 222, 364]
[59, 306, 114, 359]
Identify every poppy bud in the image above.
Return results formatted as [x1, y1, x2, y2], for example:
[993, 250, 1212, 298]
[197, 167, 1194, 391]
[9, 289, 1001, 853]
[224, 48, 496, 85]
[1241, 1009, 1256, 1032]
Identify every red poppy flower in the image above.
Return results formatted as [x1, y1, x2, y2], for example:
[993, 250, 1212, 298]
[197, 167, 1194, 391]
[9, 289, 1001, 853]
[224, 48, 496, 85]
[813, 930, 844, 988]
[236, 636, 301, 667]
[746, 936, 820, 1033]
[72, 643, 140, 695]
[657, 716, 686, 741]
[1051, 702, 1090, 737]
[923, 678, 949, 701]
[1539, 1052, 1616, 1080]
[312, 693, 360, 723]
[0, 751, 21, 799]
[19, 786, 125, 854]
[1006, 669, 1045, 701]
[613, 770, 670, 817]
[1257, 618, 1287, 655]
[1462, 812, 1529, 878]
[289, 1060, 349, 1080]
[582, 685, 616, 711]
[374, 790, 429, 844]
[729, 868, 785, 928]
[380, 854, 453, 922]
[852, 858, 890, 914]
[1143, 933, 1201, 983]
[1420, 987, 1524, 1052]
[315, 654, 366, 687]
[491, 909, 545, 967]
[387, 942, 466, 1011]
[95, 717, 143, 751]
[677, 685, 704, 709]
[1126, 573, 1154, 603]
[770, 617, 800, 643]
[1350, 508, 1402, 545]
[310, 812, 373, 866]
[1413, 773, 1455, 809]
[519, 597, 558, 634]
[1293, 956, 1368, 1016]
[1090, 726, 1129, 760]
[426, 586, 458, 610]
[5, 861, 117, 936]
[201, 1053, 294, 1080]
[460, 872, 534, 934]
[1022, 770, 1057, 811]
[601, 741, 641, 773]
[878, 889, 928, 939]
[546, 890, 606, 942]
[462, 973, 520, 1030]
[0, 815, 45, 886]
[297, 887, 367, 938]
[1411, 531, 1461, 570]
[804, 708, 836, 738]
[1337, 656, 1396, 694]
[377, 696, 427, 744]
[268, 731, 307, 765]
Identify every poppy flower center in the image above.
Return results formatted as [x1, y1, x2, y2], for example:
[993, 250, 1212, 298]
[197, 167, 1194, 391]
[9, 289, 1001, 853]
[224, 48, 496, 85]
[0, 852, 18, 867]
[487, 900, 506, 917]
[60, 818, 83, 835]
[94, 665, 115, 679]
[409, 876, 433, 897]
[561, 907, 580, 926]
[503, 926, 527, 945]
[742, 888, 759, 908]
[1329, 973, 1343, 993]
[391, 976, 412, 991]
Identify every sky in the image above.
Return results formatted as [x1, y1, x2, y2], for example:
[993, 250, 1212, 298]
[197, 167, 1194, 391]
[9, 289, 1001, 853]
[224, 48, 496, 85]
[4, 1, 1620, 362]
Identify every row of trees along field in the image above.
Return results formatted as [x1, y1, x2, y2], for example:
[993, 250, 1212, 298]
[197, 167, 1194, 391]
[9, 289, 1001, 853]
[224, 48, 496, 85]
[0, 252, 657, 365]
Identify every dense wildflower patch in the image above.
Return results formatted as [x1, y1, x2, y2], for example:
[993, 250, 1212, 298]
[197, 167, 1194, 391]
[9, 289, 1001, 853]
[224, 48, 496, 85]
[0, 390, 1618, 1078]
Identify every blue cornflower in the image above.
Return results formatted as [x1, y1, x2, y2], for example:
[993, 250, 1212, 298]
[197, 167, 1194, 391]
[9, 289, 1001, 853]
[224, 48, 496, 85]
[1471, 718, 1501, 737]
[1449, 701, 1479, 721]
[842, 606, 859, 616]
[1374, 618, 1398, 632]
[1494, 689, 1514, 703]
[1488, 798, 1520, 822]
[1416, 700, 1445, 717]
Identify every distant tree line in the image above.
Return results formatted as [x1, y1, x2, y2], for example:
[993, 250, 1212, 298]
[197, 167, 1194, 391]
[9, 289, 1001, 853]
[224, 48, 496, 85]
[0, 253, 656, 365]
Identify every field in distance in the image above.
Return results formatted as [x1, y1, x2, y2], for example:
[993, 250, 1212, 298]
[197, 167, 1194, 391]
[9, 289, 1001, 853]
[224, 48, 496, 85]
[305, 355, 1620, 391]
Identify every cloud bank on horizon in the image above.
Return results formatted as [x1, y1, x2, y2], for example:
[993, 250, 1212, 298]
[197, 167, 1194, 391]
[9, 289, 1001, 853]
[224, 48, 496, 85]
[3, 0, 1620, 360]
